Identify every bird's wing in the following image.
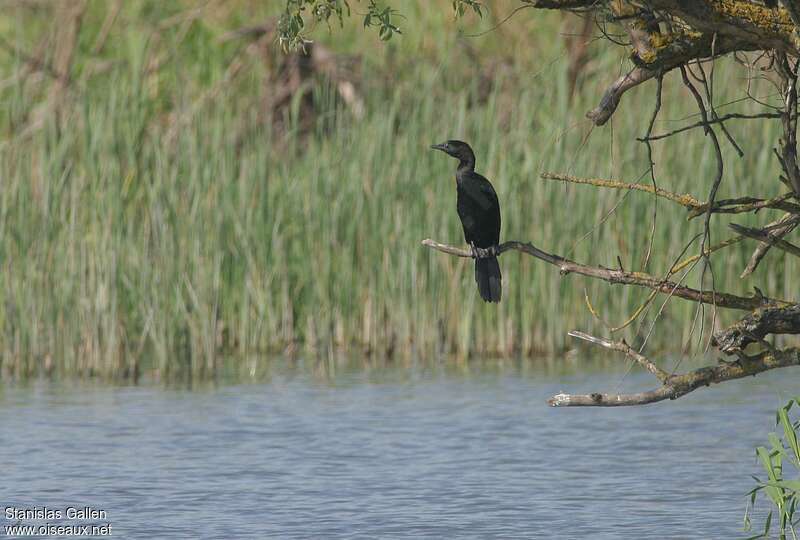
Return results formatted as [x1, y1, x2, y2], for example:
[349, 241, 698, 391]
[462, 173, 499, 211]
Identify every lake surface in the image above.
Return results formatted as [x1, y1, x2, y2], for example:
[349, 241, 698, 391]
[1, 357, 798, 539]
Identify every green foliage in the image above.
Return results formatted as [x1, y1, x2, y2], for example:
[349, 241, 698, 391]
[362, 1, 403, 41]
[278, 0, 482, 49]
[278, 0, 352, 51]
[452, 0, 483, 18]
[745, 398, 800, 540]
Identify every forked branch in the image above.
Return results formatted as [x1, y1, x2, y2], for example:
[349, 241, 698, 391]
[729, 222, 800, 259]
[548, 341, 800, 407]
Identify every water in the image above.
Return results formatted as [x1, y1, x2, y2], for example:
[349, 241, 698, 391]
[1, 357, 798, 539]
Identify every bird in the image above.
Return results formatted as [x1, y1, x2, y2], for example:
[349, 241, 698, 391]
[431, 140, 502, 303]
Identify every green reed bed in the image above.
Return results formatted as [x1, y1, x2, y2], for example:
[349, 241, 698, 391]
[0, 2, 797, 378]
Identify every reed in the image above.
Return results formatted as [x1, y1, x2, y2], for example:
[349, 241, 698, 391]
[0, 1, 796, 378]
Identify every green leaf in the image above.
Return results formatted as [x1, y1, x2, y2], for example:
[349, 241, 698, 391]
[779, 407, 800, 462]
[770, 432, 786, 454]
[765, 480, 800, 492]
[759, 446, 778, 482]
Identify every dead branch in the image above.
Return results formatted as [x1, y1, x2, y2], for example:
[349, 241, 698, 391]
[421, 239, 788, 310]
[777, 53, 800, 196]
[586, 66, 655, 125]
[729, 222, 800, 258]
[540, 172, 703, 208]
[713, 304, 800, 353]
[687, 192, 800, 219]
[542, 172, 800, 219]
[640, 112, 784, 142]
[548, 346, 800, 407]
[568, 331, 669, 381]
[742, 213, 800, 277]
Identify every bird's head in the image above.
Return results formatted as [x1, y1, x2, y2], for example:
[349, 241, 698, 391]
[430, 140, 475, 165]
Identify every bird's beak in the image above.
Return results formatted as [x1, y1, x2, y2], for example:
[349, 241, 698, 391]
[430, 143, 447, 152]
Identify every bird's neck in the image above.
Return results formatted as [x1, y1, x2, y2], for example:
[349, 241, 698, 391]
[457, 158, 475, 174]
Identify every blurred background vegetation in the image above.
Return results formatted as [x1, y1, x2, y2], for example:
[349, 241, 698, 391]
[0, 0, 796, 379]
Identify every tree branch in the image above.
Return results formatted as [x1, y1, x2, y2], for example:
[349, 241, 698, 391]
[586, 66, 656, 126]
[741, 213, 800, 277]
[421, 239, 789, 310]
[729, 222, 800, 258]
[548, 347, 800, 407]
[540, 172, 703, 209]
[640, 112, 784, 142]
[568, 331, 670, 382]
[645, 0, 798, 54]
[542, 172, 800, 218]
[687, 192, 800, 219]
[713, 304, 800, 353]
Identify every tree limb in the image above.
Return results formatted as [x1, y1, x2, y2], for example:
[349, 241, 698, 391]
[587, 66, 656, 126]
[713, 304, 800, 353]
[421, 238, 789, 310]
[548, 347, 800, 407]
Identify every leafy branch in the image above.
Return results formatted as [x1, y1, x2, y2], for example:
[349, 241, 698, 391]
[278, 0, 484, 50]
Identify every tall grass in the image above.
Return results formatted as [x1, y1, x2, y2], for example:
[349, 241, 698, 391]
[0, 1, 797, 378]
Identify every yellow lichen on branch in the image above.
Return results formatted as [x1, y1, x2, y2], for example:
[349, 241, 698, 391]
[715, 0, 794, 35]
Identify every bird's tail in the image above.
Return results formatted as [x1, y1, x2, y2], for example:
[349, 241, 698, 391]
[475, 256, 502, 303]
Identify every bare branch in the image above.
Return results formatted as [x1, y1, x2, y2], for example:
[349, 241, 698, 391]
[688, 192, 800, 219]
[421, 239, 789, 310]
[586, 66, 656, 126]
[669, 234, 746, 274]
[713, 304, 800, 353]
[741, 213, 800, 277]
[568, 331, 669, 382]
[640, 112, 784, 142]
[548, 347, 800, 407]
[540, 172, 703, 208]
[729, 222, 800, 258]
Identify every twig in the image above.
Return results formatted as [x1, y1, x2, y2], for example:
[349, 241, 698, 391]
[641, 72, 663, 270]
[542, 173, 800, 218]
[687, 192, 800, 219]
[568, 331, 669, 382]
[540, 172, 703, 208]
[669, 234, 746, 273]
[640, 112, 783, 142]
[729, 222, 800, 258]
[741, 213, 800, 277]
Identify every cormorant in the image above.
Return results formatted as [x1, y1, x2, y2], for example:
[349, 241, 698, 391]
[431, 140, 502, 303]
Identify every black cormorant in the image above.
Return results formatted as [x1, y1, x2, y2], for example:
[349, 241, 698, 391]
[431, 140, 502, 303]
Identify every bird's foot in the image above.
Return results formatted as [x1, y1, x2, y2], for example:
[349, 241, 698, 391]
[470, 243, 498, 259]
[470, 242, 480, 259]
